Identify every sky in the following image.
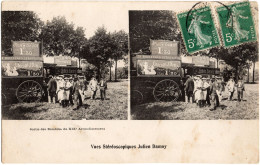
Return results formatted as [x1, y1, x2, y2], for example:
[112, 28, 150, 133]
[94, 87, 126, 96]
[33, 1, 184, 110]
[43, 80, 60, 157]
[36, 5, 129, 68]
[35, 2, 130, 39]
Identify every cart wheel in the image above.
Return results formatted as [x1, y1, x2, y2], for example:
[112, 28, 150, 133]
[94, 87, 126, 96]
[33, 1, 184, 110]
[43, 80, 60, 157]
[153, 79, 180, 102]
[16, 80, 42, 103]
[2, 93, 7, 105]
[131, 90, 143, 105]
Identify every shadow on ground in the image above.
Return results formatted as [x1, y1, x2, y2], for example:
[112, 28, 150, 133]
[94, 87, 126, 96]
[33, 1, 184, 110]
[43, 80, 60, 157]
[131, 102, 185, 120]
[2, 103, 49, 120]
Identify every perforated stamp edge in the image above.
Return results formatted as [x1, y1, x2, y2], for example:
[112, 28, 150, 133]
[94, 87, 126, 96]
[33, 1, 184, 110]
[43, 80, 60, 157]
[176, 3, 221, 55]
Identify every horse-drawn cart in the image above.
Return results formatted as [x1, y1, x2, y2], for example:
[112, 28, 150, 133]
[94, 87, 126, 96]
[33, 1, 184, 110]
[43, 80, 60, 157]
[1, 41, 44, 103]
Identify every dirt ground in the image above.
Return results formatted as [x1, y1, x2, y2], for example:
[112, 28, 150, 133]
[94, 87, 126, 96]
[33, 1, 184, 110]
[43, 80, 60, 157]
[2, 80, 128, 120]
[131, 83, 259, 120]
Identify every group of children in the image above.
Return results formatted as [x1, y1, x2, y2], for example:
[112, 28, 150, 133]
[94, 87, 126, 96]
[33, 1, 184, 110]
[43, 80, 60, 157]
[47, 75, 107, 110]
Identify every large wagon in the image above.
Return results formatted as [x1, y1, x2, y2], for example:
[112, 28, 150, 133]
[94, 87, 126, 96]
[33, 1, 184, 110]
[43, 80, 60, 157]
[1, 41, 44, 103]
[130, 40, 182, 104]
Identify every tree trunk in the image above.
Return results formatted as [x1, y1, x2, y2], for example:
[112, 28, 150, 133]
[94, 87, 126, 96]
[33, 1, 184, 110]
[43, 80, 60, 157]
[253, 60, 255, 83]
[216, 55, 219, 69]
[235, 65, 239, 83]
[115, 55, 118, 82]
[109, 62, 112, 82]
[79, 56, 81, 69]
[247, 65, 250, 83]
[97, 63, 101, 81]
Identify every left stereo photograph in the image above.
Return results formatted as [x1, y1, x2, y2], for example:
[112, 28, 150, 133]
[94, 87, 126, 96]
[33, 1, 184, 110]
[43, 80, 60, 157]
[1, 10, 129, 120]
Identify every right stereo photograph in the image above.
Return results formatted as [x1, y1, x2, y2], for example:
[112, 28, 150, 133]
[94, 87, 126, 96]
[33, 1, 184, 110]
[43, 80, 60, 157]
[129, 4, 258, 120]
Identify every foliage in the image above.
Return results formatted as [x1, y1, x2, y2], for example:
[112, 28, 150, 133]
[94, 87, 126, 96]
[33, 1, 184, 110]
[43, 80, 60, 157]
[81, 59, 97, 72]
[1, 11, 43, 56]
[110, 30, 128, 80]
[82, 26, 116, 78]
[40, 16, 86, 56]
[117, 66, 128, 79]
[111, 30, 128, 60]
[129, 10, 180, 55]
[210, 42, 259, 80]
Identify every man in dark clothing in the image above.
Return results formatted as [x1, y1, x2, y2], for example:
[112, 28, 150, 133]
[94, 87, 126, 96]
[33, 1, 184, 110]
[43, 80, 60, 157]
[42, 78, 48, 102]
[47, 75, 57, 103]
[236, 79, 245, 102]
[206, 78, 211, 106]
[69, 77, 74, 106]
[99, 77, 107, 101]
[184, 75, 194, 103]
[72, 77, 84, 110]
[179, 79, 185, 102]
[209, 78, 222, 110]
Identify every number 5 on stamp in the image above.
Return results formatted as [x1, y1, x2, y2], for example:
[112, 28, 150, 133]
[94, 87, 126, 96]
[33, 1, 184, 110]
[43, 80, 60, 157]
[177, 6, 220, 54]
[216, 1, 257, 47]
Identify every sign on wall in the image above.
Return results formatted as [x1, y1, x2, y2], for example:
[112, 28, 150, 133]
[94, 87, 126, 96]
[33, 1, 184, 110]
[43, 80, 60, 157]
[2, 61, 43, 77]
[181, 56, 193, 64]
[2, 56, 42, 61]
[12, 41, 41, 57]
[209, 61, 216, 68]
[150, 40, 179, 56]
[137, 55, 180, 60]
[192, 56, 210, 66]
[54, 56, 72, 66]
[55, 67, 81, 75]
[137, 59, 181, 76]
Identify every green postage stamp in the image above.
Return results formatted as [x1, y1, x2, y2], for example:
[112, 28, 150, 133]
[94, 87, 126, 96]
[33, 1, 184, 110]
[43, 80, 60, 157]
[177, 6, 220, 54]
[216, 1, 257, 47]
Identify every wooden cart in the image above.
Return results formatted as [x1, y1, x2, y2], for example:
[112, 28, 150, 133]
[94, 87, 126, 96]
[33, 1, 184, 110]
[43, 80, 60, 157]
[1, 41, 44, 103]
[130, 40, 182, 104]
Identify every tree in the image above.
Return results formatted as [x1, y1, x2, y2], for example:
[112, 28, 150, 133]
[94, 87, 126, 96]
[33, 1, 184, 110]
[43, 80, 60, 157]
[1, 11, 43, 56]
[248, 42, 258, 83]
[83, 26, 116, 79]
[217, 42, 258, 81]
[108, 59, 114, 81]
[129, 10, 180, 54]
[117, 66, 128, 79]
[111, 30, 128, 81]
[40, 16, 86, 56]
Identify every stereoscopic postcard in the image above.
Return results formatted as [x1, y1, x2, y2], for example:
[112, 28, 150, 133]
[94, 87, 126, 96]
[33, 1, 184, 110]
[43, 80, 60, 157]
[1, 1, 259, 163]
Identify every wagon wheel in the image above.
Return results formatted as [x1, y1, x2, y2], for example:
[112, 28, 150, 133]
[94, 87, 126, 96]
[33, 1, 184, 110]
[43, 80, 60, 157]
[131, 90, 143, 105]
[1, 93, 7, 105]
[16, 80, 42, 103]
[153, 79, 180, 102]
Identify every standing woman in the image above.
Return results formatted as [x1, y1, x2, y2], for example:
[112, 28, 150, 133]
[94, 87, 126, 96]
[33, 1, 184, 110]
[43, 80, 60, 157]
[64, 77, 71, 107]
[193, 76, 202, 106]
[89, 76, 98, 100]
[201, 77, 210, 107]
[57, 75, 65, 107]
